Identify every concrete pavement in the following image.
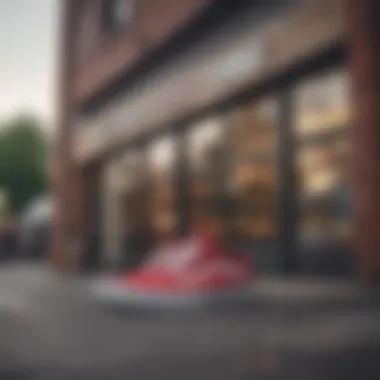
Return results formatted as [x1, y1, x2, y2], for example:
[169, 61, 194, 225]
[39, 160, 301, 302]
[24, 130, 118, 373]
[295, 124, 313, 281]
[0, 263, 380, 379]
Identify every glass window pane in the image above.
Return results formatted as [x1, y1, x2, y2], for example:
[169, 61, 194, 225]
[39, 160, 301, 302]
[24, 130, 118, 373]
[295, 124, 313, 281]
[146, 137, 176, 240]
[295, 70, 352, 249]
[102, 150, 148, 267]
[119, 151, 148, 231]
[230, 98, 279, 242]
[188, 118, 225, 237]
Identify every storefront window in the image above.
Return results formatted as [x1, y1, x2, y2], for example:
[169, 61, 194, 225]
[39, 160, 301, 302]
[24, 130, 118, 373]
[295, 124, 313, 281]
[230, 98, 279, 243]
[119, 151, 149, 233]
[295, 70, 352, 250]
[188, 118, 226, 237]
[146, 137, 176, 241]
[102, 150, 148, 267]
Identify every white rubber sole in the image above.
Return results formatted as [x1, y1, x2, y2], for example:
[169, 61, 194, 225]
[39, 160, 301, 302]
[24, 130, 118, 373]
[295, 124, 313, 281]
[91, 279, 252, 310]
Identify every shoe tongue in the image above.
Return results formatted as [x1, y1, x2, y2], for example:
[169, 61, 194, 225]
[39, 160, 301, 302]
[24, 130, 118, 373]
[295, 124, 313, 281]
[145, 231, 223, 271]
[194, 230, 223, 259]
[172, 234, 221, 267]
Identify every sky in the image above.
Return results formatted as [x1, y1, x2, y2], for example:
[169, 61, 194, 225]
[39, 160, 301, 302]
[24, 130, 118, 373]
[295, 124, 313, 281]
[0, 0, 59, 127]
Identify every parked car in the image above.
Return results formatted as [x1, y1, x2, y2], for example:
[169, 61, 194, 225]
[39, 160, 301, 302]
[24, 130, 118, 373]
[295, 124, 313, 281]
[19, 196, 52, 259]
[0, 218, 18, 261]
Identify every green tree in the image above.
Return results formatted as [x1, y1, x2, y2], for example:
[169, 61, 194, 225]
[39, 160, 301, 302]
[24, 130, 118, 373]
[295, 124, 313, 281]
[0, 114, 49, 215]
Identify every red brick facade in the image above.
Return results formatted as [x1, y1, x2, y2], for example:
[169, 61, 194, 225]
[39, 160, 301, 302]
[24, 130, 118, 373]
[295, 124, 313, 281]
[54, 0, 380, 278]
[71, 0, 209, 103]
[348, 0, 380, 279]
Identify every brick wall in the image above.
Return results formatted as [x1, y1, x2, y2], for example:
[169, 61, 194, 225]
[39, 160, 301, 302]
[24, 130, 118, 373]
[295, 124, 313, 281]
[71, 0, 209, 103]
[347, 0, 380, 279]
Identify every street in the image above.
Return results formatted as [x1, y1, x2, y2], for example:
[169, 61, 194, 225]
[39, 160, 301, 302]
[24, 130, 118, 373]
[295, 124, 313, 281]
[1, 263, 380, 379]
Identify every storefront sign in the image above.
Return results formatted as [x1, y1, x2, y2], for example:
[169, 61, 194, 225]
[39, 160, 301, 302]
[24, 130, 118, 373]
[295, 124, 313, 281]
[74, 34, 267, 162]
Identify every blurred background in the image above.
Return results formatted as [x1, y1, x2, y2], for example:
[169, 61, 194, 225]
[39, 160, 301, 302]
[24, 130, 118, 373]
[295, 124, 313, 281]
[0, 0, 56, 262]
[1, 0, 380, 379]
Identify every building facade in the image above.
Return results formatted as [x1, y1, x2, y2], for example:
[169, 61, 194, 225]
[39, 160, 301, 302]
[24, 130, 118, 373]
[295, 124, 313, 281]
[54, 0, 380, 279]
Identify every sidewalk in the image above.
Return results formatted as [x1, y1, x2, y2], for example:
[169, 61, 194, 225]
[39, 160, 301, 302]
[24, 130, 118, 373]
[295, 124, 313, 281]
[0, 263, 380, 379]
[239, 276, 380, 314]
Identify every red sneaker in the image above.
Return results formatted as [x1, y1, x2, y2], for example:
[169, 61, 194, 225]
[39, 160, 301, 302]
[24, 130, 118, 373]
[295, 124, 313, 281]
[93, 233, 253, 309]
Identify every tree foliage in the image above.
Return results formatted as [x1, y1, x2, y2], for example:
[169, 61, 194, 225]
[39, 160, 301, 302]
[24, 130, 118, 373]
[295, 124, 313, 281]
[0, 114, 49, 215]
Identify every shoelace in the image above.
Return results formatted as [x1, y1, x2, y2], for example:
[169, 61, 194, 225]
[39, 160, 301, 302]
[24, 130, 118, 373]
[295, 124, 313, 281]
[145, 238, 201, 272]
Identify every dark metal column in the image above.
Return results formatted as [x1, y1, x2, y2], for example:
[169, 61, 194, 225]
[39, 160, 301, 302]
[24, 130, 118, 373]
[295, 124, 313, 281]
[173, 130, 191, 237]
[277, 89, 298, 274]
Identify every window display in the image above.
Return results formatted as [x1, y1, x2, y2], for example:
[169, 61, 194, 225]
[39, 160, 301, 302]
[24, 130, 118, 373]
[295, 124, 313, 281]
[102, 150, 149, 268]
[230, 98, 278, 241]
[147, 137, 176, 241]
[119, 151, 149, 233]
[295, 70, 352, 247]
[101, 68, 352, 273]
[188, 118, 226, 237]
